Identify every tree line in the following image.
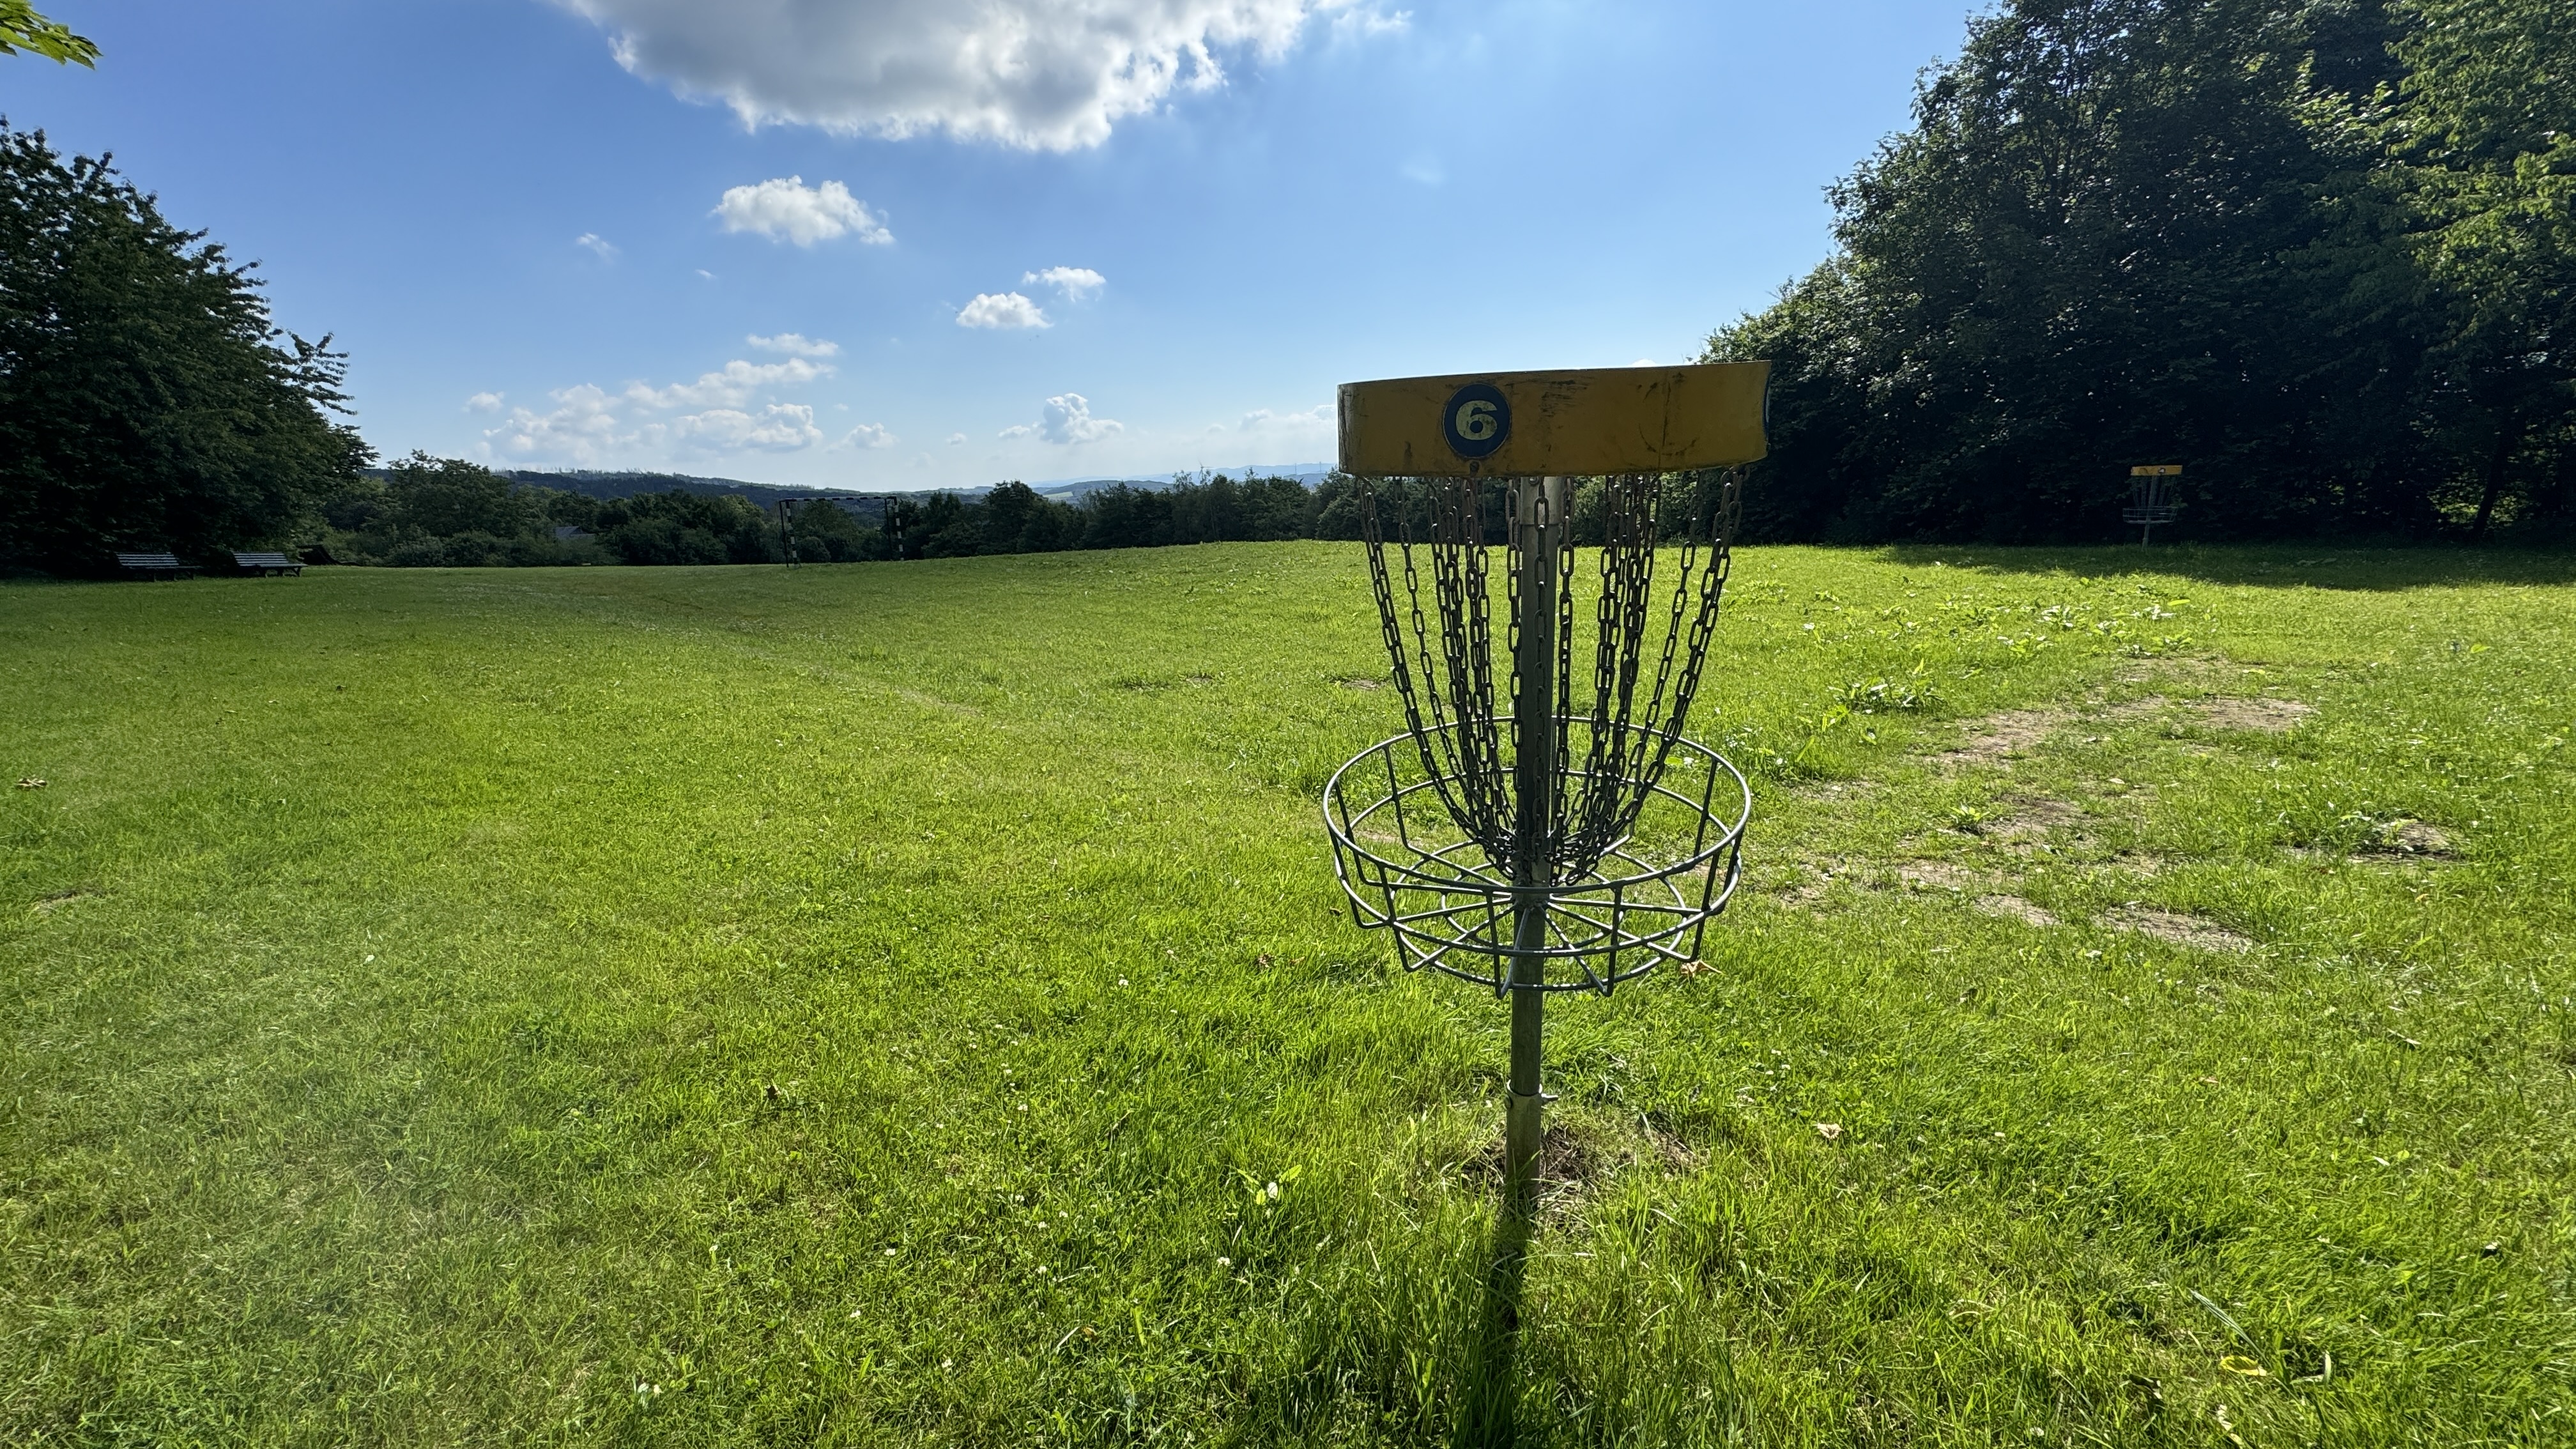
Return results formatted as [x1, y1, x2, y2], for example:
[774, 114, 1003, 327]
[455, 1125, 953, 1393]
[1710, 0, 2575, 542]
[318, 466, 1753, 568]
[311, 457, 1359, 568]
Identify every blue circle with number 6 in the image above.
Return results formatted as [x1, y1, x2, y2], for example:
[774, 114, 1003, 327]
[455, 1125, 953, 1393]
[1442, 382, 1510, 460]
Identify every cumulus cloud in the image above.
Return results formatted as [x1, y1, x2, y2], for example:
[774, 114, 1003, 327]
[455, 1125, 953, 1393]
[575, 232, 619, 259]
[714, 176, 893, 245]
[946, 432, 969, 445]
[1001, 392, 1123, 444]
[624, 356, 830, 410]
[484, 385, 629, 464]
[482, 355, 833, 464]
[1212, 402, 1333, 445]
[672, 404, 824, 455]
[1024, 266, 1106, 301]
[747, 332, 839, 357]
[956, 292, 1050, 330]
[464, 391, 505, 413]
[1232, 402, 1333, 434]
[832, 422, 897, 450]
[560, 0, 1383, 151]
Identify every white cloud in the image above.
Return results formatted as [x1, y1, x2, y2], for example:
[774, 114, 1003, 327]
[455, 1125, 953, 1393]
[714, 176, 892, 246]
[1233, 402, 1333, 434]
[956, 292, 1050, 330]
[485, 385, 631, 464]
[560, 0, 1381, 151]
[832, 422, 897, 450]
[1331, 7, 1409, 38]
[672, 404, 824, 455]
[946, 432, 968, 445]
[464, 391, 505, 413]
[1002, 392, 1123, 445]
[482, 355, 832, 464]
[575, 232, 619, 259]
[624, 356, 830, 410]
[1023, 266, 1106, 301]
[747, 332, 839, 357]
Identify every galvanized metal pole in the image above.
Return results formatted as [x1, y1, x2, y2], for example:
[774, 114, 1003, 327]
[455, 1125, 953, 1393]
[1506, 476, 1565, 1204]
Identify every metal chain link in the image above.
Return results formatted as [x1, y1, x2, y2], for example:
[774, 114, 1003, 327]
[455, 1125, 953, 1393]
[1358, 465, 1741, 884]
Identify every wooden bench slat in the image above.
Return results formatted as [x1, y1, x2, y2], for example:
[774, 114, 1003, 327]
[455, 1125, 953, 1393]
[114, 551, 197, 579]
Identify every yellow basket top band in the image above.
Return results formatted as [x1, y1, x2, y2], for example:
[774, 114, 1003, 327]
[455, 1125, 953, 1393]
[1337, 362, 1770, 478]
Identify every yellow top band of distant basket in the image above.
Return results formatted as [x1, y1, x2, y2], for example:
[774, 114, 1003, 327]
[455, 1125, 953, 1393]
[1337, 362, 1772, 478]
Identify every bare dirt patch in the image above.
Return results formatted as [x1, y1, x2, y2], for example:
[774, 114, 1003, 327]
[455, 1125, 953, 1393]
[1984, 794, 2087, 845]
[1934, 709, 2065, 767]
[1469, 1118, 1696, 1213]
[1974, 894, 2060, 927]
[1337, 677, 1384, 691]
[2371, 820, 2457, 858]
[31, 889, 98, 913]
[1900, 860, 1981, 893]
[2104, 907, 2253, 953]
[2098, 693, 2171, 723]
[2196, 696, 2314, 733]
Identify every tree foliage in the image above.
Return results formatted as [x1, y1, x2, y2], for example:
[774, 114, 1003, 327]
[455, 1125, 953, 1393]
[323, 453, 598, 567]
[0, 123, 367, 570]
[0, 0, 96, 66]
[1709, 0, 2576, 542]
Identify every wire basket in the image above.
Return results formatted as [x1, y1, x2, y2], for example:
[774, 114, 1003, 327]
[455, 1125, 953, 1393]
[1325, 719, 1750, 995]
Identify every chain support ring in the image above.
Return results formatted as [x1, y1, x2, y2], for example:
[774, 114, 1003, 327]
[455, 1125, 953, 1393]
[1324, 721, 1749, 993]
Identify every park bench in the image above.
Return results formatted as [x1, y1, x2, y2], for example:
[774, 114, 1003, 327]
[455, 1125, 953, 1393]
[231, 551, 303, 576]
[114, 551, 197, 580]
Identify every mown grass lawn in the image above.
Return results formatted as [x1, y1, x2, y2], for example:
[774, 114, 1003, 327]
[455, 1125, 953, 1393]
[4, 544, 2572, 1446]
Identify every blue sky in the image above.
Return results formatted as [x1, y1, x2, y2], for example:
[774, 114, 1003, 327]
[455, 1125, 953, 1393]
[11, 1, 1974, 490]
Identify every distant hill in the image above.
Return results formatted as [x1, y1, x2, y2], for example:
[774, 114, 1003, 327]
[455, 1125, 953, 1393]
[1027, 465, 1335, 498]
[495, 470, 845, 509]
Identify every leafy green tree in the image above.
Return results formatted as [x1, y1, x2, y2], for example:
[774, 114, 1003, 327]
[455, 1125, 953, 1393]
[1710, 0, 2442, 542]
[1, 123, 367, 569]
[382, 452, 540, 539]
[2386, 0, 2576, 533]
[978, 481, 1077, 553]
[592, 491, 777, 565]
[319, 455, 595, 567]
[1, 1, 96, 66]
[779, 496, 871, 562]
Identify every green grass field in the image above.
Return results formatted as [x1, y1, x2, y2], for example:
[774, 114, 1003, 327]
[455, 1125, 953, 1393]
[5, 544, 2573, 1446]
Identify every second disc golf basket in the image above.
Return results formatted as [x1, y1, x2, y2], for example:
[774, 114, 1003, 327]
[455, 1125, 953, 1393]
[1323, 364, 1770, 1201]
[2124, 464, 2182, 544]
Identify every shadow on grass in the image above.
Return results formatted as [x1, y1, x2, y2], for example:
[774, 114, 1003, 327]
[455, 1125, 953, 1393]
[1450, 1201, 1535, 1449]
[1867, 542, 2576, 592]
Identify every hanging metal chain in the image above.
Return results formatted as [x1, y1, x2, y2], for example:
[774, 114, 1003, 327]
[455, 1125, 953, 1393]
[1358, 466, 1742, 885]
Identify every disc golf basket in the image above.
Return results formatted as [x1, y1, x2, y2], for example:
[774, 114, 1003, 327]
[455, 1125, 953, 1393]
[1322, 364, 1770, 1199]
[2124, 464, 2181, 545]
